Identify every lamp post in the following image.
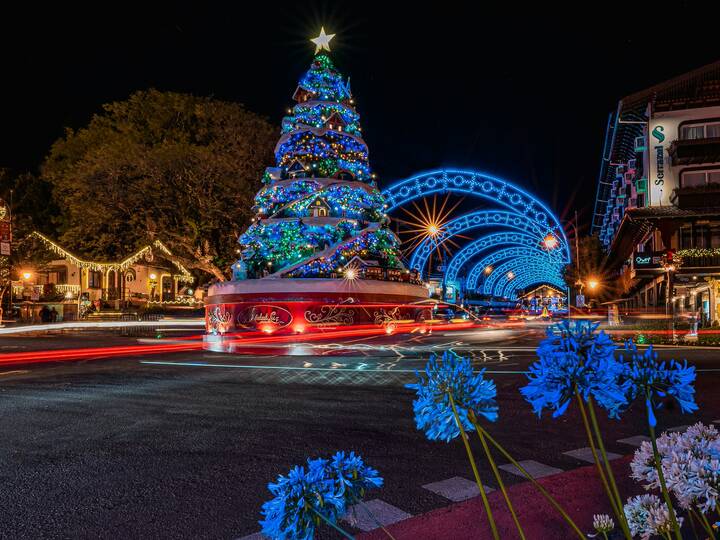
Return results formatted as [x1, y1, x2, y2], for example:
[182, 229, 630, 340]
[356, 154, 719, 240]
[20, 271, 32, 323]
[149, 273, 158, 302]
[543, 211, 582, 308]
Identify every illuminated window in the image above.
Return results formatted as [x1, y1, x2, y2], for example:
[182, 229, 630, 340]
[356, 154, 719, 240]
[681, 121, 720, 140]
[681, 169, 720, 188]
[88, 270, 102, 289]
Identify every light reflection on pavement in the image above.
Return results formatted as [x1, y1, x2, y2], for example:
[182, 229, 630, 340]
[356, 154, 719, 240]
[139, 327, 541, 385]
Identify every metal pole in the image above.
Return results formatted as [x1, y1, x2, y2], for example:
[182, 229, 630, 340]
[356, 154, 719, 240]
[574, 210, 580, 275]
[8, 189, 12, 320]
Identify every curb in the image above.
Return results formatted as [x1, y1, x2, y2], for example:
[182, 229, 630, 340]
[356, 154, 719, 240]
[359, 456, 637, 539]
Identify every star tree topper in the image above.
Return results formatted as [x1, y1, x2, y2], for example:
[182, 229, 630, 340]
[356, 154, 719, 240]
[311, 27, 335, 54]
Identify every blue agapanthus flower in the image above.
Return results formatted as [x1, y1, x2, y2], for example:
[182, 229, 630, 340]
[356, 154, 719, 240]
[330, 451, 383, 505]
[260, 452, 383, 539]
[406, 351, 499, 442]
[521, 320, 629, 418]
[620, 341, 698, 427]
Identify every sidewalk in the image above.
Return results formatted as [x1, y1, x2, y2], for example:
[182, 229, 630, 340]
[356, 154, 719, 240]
[359, 456, 637, 540]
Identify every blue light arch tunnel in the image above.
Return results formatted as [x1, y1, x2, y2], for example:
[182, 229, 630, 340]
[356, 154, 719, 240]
[468, 254, 565, 297]
[381, 169, 570, 301]
[483, 258, 564, 297]
[406, 210, 549, 276]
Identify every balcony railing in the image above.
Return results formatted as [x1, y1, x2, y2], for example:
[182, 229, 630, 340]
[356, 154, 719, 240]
[668, 137, 720, 165]
[676, 249, 720, 268]
[674, 183, 720, 209]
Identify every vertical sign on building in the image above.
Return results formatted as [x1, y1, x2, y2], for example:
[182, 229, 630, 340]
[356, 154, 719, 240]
[648, 115, 679, 207]
[0, 198, 10, 256]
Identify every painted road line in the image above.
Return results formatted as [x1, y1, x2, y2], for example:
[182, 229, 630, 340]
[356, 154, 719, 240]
[498, 459, 562, 479]
[667, 425, 690, 433]
[139, 360, 529, 374]
[617, 435, 651, 447]
[422, 476, 493, 502]
[563, 447, 622, 464]
[0, 370, 29, 376]
[234, 533, 264, 540]
[342, 498, 411, 532]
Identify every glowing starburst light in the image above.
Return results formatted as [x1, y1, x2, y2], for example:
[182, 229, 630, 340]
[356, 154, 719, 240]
[395, 195, 468, 273]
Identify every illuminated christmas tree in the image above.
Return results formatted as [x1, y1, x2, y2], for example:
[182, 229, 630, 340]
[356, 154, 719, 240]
[236, 29, 406, 281]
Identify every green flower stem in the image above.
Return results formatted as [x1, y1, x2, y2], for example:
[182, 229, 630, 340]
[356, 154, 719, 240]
[472, 422, 526, 540]
[448, 393, 500, 540]
[692, 505, 716, 539]
[351, 495, 397, 540]
[646, 395, 682, 540]
[309, 506, 356, 539]
[474, 423, 585, 539]
[686, 509, 701, 540]
[584, 395, 633, 540]
[575, 392, 625, 531]
[601, 532, 609, 540]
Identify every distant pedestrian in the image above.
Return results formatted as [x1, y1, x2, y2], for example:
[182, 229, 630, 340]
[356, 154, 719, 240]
[39, 305, 51, 323]
[50, 307, 58, 323]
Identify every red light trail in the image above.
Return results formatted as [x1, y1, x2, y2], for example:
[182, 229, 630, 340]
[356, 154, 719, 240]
[0, 321, 477, 367]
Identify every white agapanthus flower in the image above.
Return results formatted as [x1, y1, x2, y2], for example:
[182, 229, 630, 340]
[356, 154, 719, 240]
[592, 513, 614, 533]
[648, 500, 683, 538]
[624, 494, 656, 539]
[624, 494, 682, 540]
[630, 422, 720, 513]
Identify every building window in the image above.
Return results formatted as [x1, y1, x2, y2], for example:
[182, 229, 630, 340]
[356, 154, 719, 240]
[681, 169, 720, 188]
[680, 226, 693, 249]
[695, 225, 711, 249]
[711, 226, 720, 249]
[88, 270, 102, 289]
[680, 121, 720, 140]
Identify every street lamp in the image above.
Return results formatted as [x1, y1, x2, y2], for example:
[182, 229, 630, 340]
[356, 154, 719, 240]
[587, 278, 599, 291]
[543, 234, 559, 250]
[22, 271, 32, 281]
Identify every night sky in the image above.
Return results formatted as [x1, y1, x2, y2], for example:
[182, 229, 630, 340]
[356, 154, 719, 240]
[2, 3, 718, 229]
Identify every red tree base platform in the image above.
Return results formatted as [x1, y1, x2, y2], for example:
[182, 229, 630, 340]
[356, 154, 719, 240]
[203, 278, 435, 346]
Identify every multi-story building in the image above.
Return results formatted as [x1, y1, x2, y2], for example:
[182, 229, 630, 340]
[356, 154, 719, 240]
[593, 60, 720, 325]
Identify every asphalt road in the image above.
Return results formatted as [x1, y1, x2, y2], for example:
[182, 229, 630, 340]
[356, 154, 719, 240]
[0, 325, 718, 539]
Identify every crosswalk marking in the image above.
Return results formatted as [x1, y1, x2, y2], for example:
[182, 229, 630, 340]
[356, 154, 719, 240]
[617, 435, 650, 446]
[342, 498, 411, 532]
[563, 447, 622, 463]
[498, 459, 562, 479]
[422, 476, 494, 502]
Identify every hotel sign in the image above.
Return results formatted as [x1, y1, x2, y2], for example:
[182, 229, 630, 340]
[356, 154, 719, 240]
[647, 106, 720, 207]
[648, 120, 676, 207]
[633, 251, 663, 270]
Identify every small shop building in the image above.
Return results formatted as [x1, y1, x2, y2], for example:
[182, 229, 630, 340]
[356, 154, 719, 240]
[14, 232, 195, 320]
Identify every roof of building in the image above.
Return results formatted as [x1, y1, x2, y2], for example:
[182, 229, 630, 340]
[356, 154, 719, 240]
[592, 60, 720, 237]
[518, 284, 566, 298]
[29, 231, 194, 283]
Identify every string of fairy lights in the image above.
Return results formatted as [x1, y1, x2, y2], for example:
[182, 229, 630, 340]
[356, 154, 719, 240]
[282, 103, 361, 136]
[254, 182, 384, 221]
[276, 131, 371, 180]
[296, 53, 353, 103]
[30, 231, 194, 282]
